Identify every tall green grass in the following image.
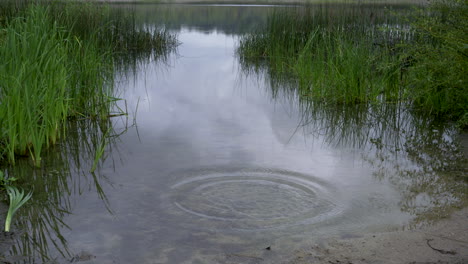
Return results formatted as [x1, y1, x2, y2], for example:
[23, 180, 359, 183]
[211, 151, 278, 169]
[0, 5, 105, 167]
[402, 0, 467, 125]
[238, 1, 467, 125]
[47, 2, 178, 67]
[238, 5, 405, 105]
[0, 2, 178, 166]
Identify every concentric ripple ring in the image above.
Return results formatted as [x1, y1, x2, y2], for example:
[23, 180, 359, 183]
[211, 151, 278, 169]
[169, 168, 344, 231]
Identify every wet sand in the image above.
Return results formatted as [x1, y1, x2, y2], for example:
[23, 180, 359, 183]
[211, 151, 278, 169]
[201, 208, 467, 264]
[284, 208, 468, 264]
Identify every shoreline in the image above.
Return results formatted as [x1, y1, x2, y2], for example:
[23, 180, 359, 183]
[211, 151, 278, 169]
[89, 0, 423, 5]
[284, 207, 468, 264]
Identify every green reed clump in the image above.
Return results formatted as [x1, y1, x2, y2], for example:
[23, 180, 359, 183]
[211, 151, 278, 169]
[47, 2, 178, 113]
[293, 31, 401, 104]
[238, 5, 403, 105]
[48, 2, 178, 67]
[1, 1, 179, 58]
[0, 1, 178, 166]
[402, 0, 467, 126]
[238, 1, 467, 125]
[0, 5, 114, 166]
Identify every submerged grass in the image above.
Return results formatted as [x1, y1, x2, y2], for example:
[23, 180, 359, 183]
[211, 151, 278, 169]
[0, 2, 178, 166]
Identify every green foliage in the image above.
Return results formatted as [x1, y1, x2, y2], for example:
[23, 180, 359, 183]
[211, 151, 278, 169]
[238, 5, 404, 105]
[47, 2, 178, 63]
[0, 170, 32, 233]
[0, 2, 178, 166]
[0, 170, 17, 189]
[4, 185, 32, 232]
[238, 1, 467, 125]
[403, 0, 468, 126]
[0, 5, 113, 166]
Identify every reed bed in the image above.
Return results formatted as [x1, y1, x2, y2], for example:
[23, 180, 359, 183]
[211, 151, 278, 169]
[0, 2, 178, 166]
[47, 2, 178, 65]
[401, 0, 467, 123]
[238, 1, 467, 125]
[238, 5, 405, 105]
[0, 6, 103, 167]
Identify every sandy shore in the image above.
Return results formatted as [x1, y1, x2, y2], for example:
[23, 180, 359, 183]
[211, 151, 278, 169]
[282, 208, 468, 264]
[202, 208, 467, 264]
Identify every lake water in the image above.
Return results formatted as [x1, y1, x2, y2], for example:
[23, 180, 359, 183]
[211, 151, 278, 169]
[3, 3, 466, 264]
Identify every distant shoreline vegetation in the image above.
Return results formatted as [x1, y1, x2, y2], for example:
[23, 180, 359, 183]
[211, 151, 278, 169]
[0, 0, 178, 167]
[93, 0, 424, 5]
[237, 0, 467, 128]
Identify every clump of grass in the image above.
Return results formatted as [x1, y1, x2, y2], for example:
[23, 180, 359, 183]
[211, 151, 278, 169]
[238, 5, 404, 105]
[402, 0, 467, 126]
[4, 186, 32, 232]
[0, 170, 32, 232]
[0, 2, 178, 166]
[293, 32, 401, 104]
[0, 5, 113, 166]
[238, 1, 467, 125]
[48, 2, 178, 62]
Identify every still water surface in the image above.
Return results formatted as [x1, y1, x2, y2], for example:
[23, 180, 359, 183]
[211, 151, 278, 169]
[96, 30, 406, 263]
[4, 4, 466, 264]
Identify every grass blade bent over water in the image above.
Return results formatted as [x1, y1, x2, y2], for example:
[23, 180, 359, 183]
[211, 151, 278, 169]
[5, 186, 33, 232]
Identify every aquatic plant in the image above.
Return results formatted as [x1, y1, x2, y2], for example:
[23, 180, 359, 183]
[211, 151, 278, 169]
[4, 186, 32, 232]
[0, 170, 17, 189]
[46, 1, 179, 71]
[1, 170, 32, 232]
[401, 0, 468, 126]
[5, 117, 121, 262]
[0, 5, 111, 166]
[0, 2, 178, 166]
[238, 1, 467, 125]
[237, 4, 404, 105]
[90, 130, 108, 173]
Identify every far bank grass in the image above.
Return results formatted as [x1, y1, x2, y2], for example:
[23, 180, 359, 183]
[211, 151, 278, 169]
[237, 0, 467, 126]
[108, 0, 422, 4]
[0, 2, 178, 166]
[238, 4, 405, 104]
[402, 0, 467, 125]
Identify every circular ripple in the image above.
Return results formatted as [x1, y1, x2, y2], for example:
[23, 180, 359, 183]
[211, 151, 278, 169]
[169, 168, 344, 230]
